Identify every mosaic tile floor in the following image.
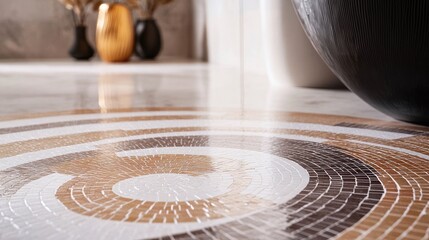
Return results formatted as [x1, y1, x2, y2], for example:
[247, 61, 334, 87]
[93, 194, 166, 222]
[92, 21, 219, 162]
[0, 108, 428, 240]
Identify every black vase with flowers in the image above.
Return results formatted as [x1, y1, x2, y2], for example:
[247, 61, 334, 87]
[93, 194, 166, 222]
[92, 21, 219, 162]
[135, 19, 162, 59]
[58, 0, 101, 60]
[125, 0, 174, 60]
[69, 25, 94, 60]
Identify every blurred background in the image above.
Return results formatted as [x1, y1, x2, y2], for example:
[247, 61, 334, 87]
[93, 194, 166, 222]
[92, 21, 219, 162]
[0, 0, 269, 73]
[0, 0, 375, 118]
[1, 0, 392, 120]
[0, 0, 197, 59]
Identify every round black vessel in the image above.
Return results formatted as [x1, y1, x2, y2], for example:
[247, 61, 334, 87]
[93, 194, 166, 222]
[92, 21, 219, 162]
[292, 0, 429, 125]
[135, 19, 162, 60]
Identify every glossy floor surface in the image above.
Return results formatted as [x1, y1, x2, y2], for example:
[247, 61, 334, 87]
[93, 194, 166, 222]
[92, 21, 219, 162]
[0, 61, 428, 240]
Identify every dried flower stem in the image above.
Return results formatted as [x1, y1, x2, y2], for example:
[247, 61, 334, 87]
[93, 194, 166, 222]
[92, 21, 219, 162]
[125, 0, 173, 20]
[58, 0, 101, 27]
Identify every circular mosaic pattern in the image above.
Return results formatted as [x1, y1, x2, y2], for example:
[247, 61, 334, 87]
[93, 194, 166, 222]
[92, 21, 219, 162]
[0, 108, 428, 240]
[112, 172, 235, 202]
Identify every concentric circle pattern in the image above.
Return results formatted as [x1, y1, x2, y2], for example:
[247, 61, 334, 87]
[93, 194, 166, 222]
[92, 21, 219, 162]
[0, 108, 428, 240]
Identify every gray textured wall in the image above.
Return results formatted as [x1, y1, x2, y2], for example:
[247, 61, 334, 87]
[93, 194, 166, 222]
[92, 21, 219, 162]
[0, 0, 194, 59]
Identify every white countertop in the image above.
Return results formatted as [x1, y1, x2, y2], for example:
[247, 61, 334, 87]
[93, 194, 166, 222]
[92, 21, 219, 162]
[0, 60, 392, 121]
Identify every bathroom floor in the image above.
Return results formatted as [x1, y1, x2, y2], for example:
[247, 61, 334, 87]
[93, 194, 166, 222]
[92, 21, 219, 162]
[0, 61, 428, 240]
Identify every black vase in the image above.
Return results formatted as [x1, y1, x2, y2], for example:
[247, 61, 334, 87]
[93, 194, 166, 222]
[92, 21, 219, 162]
[135, 19, 162, 60]
[69, 26, 94, 60]
[292, 1, 429, 125]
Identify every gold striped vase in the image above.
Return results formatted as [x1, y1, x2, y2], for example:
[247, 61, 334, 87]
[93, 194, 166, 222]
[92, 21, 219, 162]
[96, 3, 134, 62]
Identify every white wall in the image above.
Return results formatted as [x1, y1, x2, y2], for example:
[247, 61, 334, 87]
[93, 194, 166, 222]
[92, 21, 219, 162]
[205, 0, 340, 88]
[206, 0, 266, 75]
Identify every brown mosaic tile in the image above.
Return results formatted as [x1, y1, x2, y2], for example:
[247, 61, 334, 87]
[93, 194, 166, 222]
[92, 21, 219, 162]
[0, 109, 428, 239]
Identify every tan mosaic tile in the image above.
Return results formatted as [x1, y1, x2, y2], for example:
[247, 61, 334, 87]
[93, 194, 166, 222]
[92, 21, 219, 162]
[0, 109, 428, 239]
